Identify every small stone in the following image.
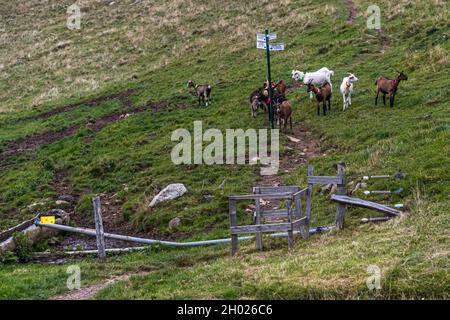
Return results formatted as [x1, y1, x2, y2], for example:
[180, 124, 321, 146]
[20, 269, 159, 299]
[55, 200, 70, 207]
[203, 194, 214, 202]
[287, 136, 300, 143]
[168, 217, 181, 229]
[58, 194, 75, 203]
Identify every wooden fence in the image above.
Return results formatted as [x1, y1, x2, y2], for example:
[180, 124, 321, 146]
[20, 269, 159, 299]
[229, 162, 347, 255]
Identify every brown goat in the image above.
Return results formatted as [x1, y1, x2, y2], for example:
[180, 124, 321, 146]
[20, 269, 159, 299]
[187, 80, 212, 107]
[276, 100, 293, 131]
[307, 82, 332, 116]
[264, 79, 287, 96]
[375, 71, 408, 108]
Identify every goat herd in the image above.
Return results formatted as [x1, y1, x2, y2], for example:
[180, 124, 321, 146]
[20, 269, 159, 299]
[187, 67, 408, 132]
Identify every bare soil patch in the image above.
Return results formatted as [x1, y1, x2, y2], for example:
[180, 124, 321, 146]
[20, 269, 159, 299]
[254, 121, 322, 214]
[53, 272, 150, 300]
[0, 100, 170, 166]
[378, 29, 389, 53]
[25, 87, 142, 122]
[344, 0, 357, 24]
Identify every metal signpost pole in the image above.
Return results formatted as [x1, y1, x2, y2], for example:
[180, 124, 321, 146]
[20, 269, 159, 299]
[265, 29, 274, 129]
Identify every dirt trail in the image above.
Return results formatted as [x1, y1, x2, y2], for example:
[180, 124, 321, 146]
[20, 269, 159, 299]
[24, 87, 142, 122]
[344, 0, 357, 24]
[378, 29, 389, 53]
[254, 121, 321, 214]
[0, 99, 173, 167]
[53, 272, 149, 300]
[342, 0, 389, 53]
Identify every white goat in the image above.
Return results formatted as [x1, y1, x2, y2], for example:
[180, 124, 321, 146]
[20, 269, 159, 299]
[291, 67, 334, 98]
[340, 73, 358, 111]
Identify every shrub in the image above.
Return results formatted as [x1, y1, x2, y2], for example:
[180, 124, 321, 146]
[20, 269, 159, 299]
[13, 232, 33, 263]
[0, 251, 19, 264]
[76, 194, 95, 219]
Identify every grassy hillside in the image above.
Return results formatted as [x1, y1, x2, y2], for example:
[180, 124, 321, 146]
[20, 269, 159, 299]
[0, 0, 449, 299]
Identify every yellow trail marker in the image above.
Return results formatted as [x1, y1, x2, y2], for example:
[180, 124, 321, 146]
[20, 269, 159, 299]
[40, 216, 56, 225]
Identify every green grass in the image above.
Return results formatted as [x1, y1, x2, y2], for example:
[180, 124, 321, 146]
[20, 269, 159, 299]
[0, 0, 449, 299]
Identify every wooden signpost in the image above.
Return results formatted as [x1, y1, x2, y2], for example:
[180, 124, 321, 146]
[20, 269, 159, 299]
[256, 30, 285, 129]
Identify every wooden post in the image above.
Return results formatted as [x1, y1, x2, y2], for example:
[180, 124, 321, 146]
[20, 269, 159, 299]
[287, 199, 294, 251]
[92, 196, 106, 261]
[229, 198, 238, 256]
[306, 165, 314, 225]
[255, 198, 263, 251]
[335, 162, 346, 230]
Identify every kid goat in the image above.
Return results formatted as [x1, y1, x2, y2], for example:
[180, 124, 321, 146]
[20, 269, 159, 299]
[187, 80, 212, 107]
[340, 73, 359, 111]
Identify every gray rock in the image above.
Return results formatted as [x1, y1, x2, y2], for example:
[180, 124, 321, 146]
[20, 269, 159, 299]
[203, 194, 214, 202]
[149, 183, 187, 208]
[58, 194, 75, 203]
[168, 217, 181, 229]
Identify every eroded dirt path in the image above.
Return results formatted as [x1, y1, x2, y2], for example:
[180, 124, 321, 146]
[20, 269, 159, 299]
[0, 95, 183, 167]
[254, 118, 322, 214]
[344, 0, 357, 24]
[53, 272, 150, 300]
[342, 0, 389, 53]
[24, 87, 141, 122]
[378, 29, 389, 53]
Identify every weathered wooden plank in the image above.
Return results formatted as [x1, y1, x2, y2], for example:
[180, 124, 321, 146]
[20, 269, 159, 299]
[287, 199, 294, 251]
[306, 165, 314, 224]
[293, 188, 307, 218]
[253, 186, 300, 194]
[287, 229, 294, 251]
[231, 223, 293, 234]
[292, 217, 307, 225]
[335, 163, 346, 230]
[92, 196, 106, 261]
[229, 199, 238, 256]
[262, 209, 289, 220]
[308, 176, 343, 185]
[229, 193, 293, 200]
[255, 198, 263, 250]
[331, 195, 401, 217]
[0, 217, 35, 242]
[292, 188, 308, 200]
